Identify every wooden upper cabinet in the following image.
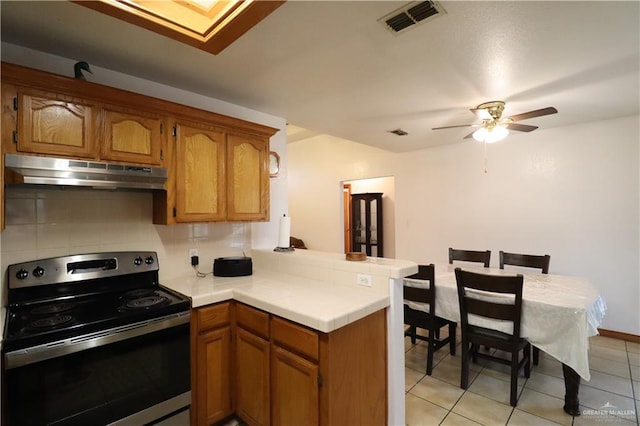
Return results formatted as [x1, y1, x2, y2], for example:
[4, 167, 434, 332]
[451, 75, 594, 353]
[101, 107, 164, 165]
[175, 121, 226, 222]
[227, 133, 269, 221]
[16, 90, 95, 158]
[1, 62, 278, 228]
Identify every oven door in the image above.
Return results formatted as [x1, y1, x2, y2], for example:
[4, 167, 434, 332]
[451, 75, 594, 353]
[4, 321, 190, 426]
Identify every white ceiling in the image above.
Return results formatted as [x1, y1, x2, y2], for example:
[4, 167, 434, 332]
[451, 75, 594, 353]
[1, 1, 638, 153]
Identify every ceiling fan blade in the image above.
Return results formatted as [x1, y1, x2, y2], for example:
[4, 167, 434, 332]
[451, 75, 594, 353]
[508, 107, 558, 122]
[505, 123, 538, 132]
[432, 124, 477, 130]
[463, 131, 475, 139]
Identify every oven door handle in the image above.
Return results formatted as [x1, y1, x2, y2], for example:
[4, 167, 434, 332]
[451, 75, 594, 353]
[4, 311, 190, 369]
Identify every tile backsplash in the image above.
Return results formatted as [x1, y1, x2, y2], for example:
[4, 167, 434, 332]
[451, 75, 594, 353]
[1, 186, 252, 287]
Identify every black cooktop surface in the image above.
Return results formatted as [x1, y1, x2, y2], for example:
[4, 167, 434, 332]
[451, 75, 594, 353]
[4, 285, 190, 352]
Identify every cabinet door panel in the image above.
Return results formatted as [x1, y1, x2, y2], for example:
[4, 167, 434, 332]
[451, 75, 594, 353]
[18, 92, 95, 158]
[196, 327, 232, 425]
[175, 122, 226, 222]
[271, 346, 319, 426]
[236, 328, 270, 426]
[102, 108, 163, 165]
[227, 133, 268, 221]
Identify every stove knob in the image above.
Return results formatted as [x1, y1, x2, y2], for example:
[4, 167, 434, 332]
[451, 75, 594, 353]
[16, 269, 29, 280]
[145, 256, 154, 265]
[33, 266, 45, 278]
[134, 256, 143, 266]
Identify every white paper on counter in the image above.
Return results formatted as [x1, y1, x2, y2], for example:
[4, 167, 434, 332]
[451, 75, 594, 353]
[277, 215, 291, 248]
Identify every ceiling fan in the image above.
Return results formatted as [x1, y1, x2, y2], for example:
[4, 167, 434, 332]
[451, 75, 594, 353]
[432, 101, 558, 143]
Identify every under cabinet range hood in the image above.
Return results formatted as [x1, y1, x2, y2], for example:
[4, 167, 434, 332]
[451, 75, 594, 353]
[5, 154, 167, 190]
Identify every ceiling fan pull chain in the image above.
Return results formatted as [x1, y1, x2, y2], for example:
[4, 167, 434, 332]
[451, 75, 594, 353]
[483, 141, 488, 174]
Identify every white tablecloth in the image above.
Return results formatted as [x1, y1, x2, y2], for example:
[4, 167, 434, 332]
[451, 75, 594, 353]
[419, 264, 606, 381]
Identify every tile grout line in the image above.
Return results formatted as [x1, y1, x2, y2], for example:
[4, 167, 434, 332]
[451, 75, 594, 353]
[626, 341, 639, 425]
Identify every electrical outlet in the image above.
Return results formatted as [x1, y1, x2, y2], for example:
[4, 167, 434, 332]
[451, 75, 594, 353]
[357, 273, 372, 287]
[189, 248, 198, 259]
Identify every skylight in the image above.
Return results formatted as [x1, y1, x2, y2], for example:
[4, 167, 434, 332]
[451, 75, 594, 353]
[75, 0, 285, 54]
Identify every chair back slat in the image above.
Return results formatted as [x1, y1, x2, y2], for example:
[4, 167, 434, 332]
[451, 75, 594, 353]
[403, 286, 431, 304]
[465, 297, 516, 321]
[455, 267, 524, 339]
[449, 248, 491, 267]
[500, 251, 550, 274]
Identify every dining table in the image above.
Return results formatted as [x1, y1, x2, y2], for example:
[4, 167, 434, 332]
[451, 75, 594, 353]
[425, 264, 607, 415]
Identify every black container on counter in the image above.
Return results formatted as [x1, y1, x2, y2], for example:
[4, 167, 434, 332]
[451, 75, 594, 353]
[213, 256, 252, 277]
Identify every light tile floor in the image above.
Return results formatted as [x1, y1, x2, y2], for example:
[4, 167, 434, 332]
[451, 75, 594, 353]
[405, 332, 640, 425]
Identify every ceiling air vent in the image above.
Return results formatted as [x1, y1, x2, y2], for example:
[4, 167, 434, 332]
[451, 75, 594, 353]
[379, 1, 446, 34]
[389, 129, 409, 136]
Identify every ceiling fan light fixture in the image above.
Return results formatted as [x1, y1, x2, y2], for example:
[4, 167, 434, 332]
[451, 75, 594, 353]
[472, 125, 509, 143]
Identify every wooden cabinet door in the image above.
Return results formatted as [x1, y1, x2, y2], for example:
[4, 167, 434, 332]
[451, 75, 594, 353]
[236, 328, 270, 426]
[175, 121, 226, 222]
[195, 327, 232, 425]
[271, 346, 319, 426]
[17, 91, 95, 158]
[226, 133, 269, 221]
[101, 107, 164, 165]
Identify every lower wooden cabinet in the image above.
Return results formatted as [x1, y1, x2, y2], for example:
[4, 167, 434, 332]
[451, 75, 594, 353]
[236, 328, 270, 426]
[193, 302, 387, 426]
[192, 303, 233, 425]
[271, 345, 319, 426]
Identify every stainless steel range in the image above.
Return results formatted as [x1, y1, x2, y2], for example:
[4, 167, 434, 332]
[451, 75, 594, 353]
[2, 252, 191, 425]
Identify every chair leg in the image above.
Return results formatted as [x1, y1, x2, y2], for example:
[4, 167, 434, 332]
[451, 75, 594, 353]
[510, 352, 519, 407]
[448, 323, 456, 355]
[426, 333, 434, 376]
[471, 344, 479, 363]
[409, 326, 416, 344]
[533, 346, 540, 365]
[524, 344, 531, 378]
[460, 338, 469, 389]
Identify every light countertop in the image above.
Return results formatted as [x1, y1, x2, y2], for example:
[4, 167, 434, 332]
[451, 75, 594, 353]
[162, 249, 418, 333]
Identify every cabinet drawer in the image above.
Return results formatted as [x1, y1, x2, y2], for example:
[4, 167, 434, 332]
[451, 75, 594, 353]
[196, 302, 230, 332]
[271, 316, 319, 362]
[236, 303, 270, 340]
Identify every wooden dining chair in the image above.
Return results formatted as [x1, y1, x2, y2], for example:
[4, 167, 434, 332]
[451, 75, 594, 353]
[455, 267, 531, 407]
[404, 264, 457, 375]
[500, 250, 550, 365]
[449, 248, 491, 267]
[499, 251, 550, 274]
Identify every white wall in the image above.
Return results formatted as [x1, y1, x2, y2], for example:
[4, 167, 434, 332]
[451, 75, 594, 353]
[288, 116, 640, 335]
[288, 134, 393, 253]
[0, 43, 288, 284]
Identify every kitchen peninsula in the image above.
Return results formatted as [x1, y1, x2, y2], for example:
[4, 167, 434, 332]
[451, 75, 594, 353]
[163, 249, 417, 426]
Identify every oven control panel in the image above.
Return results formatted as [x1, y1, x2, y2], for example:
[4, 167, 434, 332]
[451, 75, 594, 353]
[8, 252, 159, 289]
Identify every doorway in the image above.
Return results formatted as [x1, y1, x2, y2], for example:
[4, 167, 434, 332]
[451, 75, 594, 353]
[343, 176, 396, 259]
